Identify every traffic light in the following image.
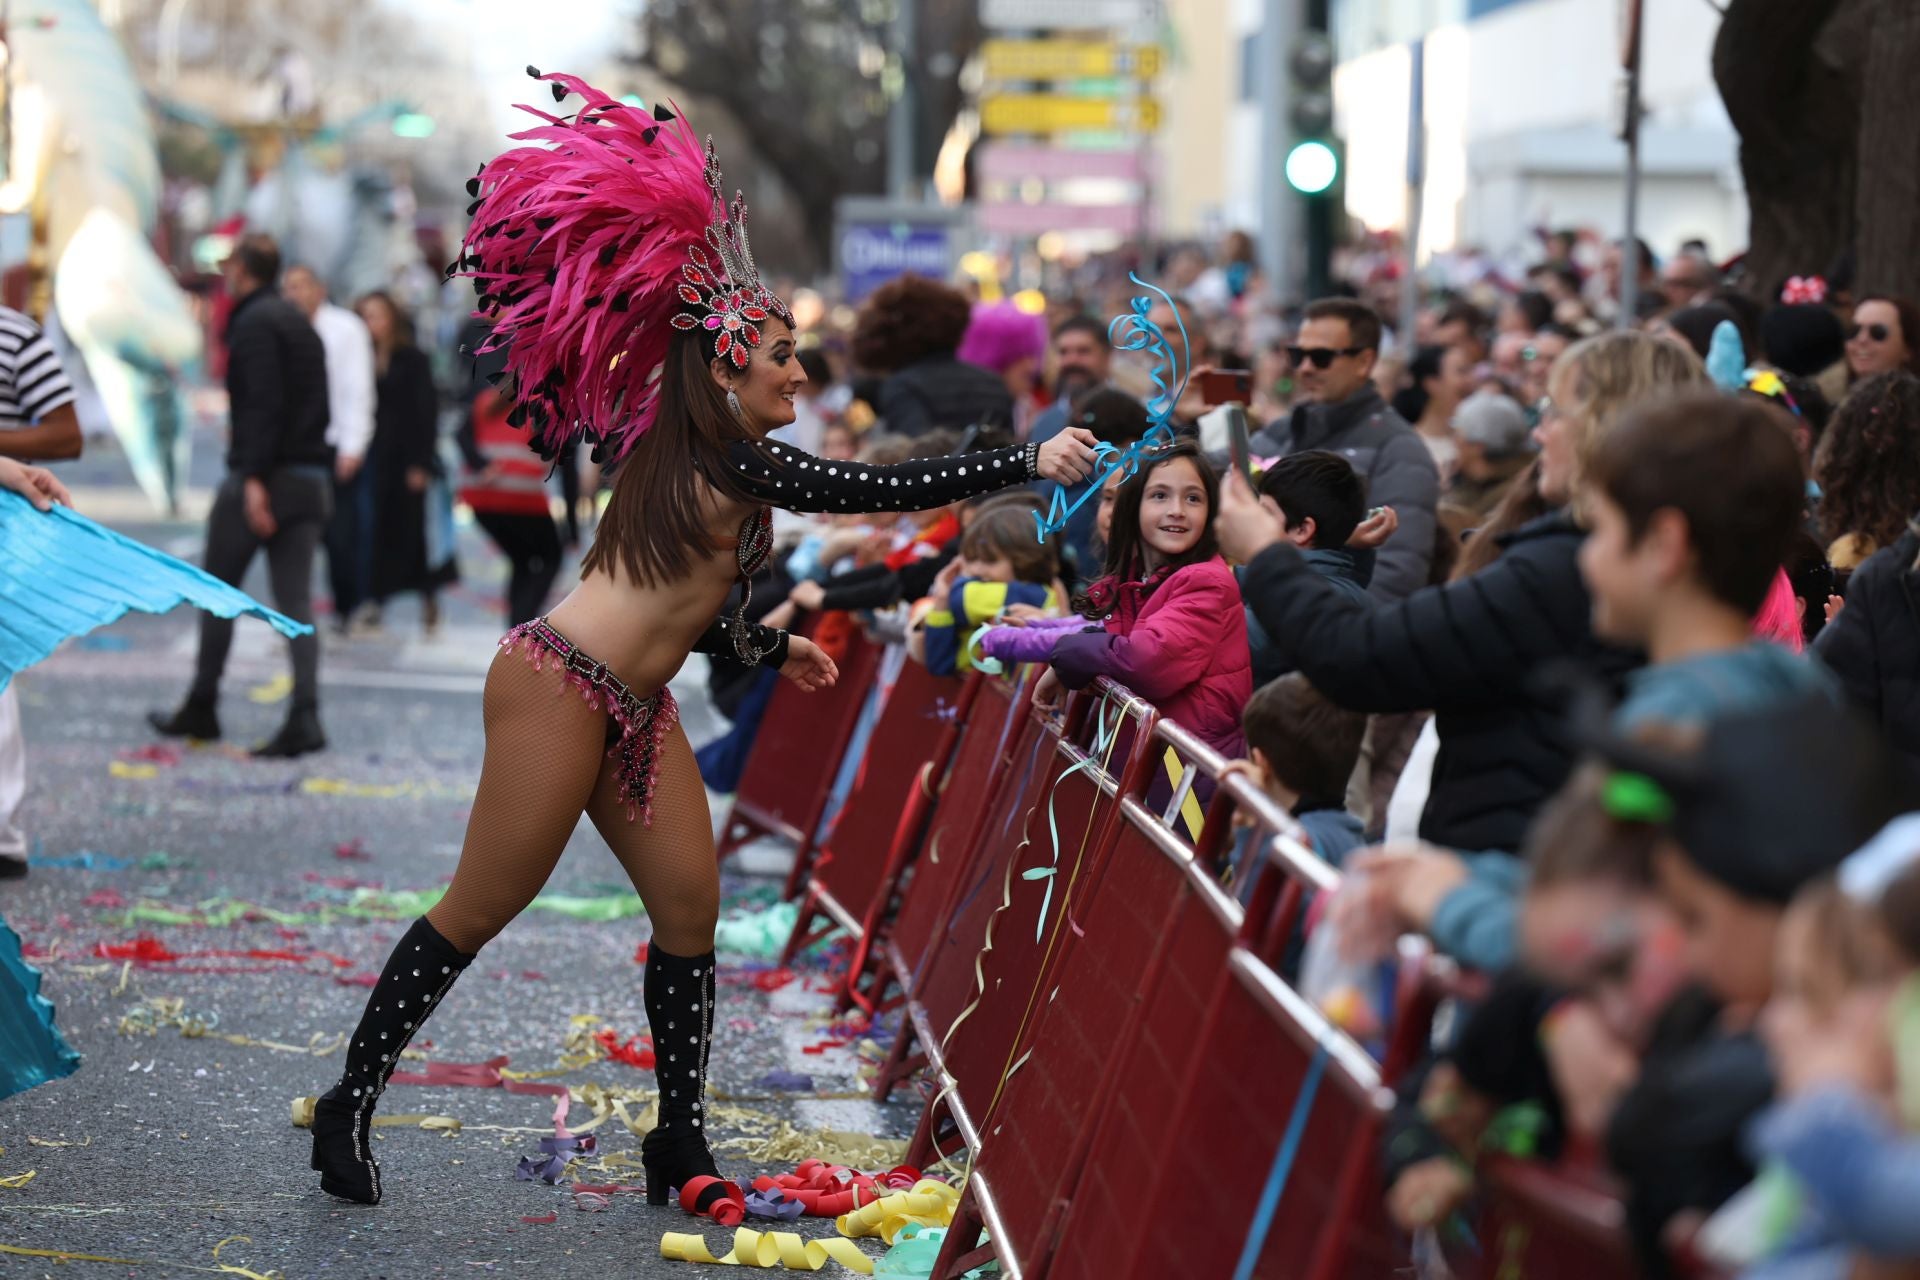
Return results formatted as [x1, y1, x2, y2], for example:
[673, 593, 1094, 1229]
[1285, 17, 1340, 297]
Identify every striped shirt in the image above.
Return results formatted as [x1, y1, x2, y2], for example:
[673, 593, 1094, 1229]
[0, 306, 76, 428]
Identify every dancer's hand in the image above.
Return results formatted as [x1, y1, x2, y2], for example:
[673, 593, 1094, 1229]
[1035, 428, 1099, 486]
[779, 635, 837, 692]
[0, 457, 70, 511]
[789, 580, 827, 612]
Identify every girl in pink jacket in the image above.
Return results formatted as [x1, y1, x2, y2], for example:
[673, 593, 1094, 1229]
[981, 440, 1253, 756]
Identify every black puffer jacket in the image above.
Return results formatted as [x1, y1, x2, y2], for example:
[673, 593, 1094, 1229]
[1241, 511, 1643, 853]
[1814, 526, 1920, 777]
[876, 353, 1013, 437]
[224, 286, 331, 479]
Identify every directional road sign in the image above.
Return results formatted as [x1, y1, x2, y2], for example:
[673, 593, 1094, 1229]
[982, 38, 1163, 81]
[980, 93, 1161, 136]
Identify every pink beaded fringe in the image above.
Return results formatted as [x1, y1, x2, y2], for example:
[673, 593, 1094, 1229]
[501, 619, 679, 825]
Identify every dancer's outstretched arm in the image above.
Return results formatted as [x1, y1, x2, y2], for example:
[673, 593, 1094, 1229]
[722, 429, 1098, 516]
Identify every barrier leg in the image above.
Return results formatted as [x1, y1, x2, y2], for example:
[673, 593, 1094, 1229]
[778, 885, 838, 967]
[931, 1187, 997, 1280]
[871, 1007, 925, 1103]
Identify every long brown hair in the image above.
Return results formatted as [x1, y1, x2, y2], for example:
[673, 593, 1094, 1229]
[580, 330, 763, 588]
[1816, 370, 1920, 553]
[1073, 438, 1219, 618]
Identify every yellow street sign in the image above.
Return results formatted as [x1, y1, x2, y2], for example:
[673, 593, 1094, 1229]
[980, 93, 1162, 136]
[982, 39, 1164, 81]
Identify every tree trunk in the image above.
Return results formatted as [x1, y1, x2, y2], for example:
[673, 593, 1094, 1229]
[1852, 0, 1920, 299]
[1712, 0, 1856, 298]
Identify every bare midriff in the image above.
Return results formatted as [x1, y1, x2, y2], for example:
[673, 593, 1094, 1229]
[541, 490, 760, 697]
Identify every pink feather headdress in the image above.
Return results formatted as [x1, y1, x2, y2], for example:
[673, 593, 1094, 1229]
[455, 69, 791, 461]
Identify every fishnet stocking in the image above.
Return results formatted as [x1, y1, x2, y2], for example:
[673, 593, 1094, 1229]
[426, 648, 611, 954]
[588, 721, 719, 955]
[424, 646, 721, 957]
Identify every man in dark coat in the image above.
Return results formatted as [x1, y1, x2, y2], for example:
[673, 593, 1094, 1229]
[1254, 297, 1439, 600]
[150, 233, 332, 757]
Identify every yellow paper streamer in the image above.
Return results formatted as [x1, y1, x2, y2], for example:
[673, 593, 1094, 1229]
[0, 1240, 283, 1278]
[660, 1228, 874, 1273]
[110, 760, 159, 779]
[248, 674, 293, 704]
[0, 1170, 37, 1188]
[834, 1181, 959, 1243]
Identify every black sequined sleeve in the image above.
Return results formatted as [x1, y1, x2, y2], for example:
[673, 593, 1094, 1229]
[692, 615, 790, 670]
[723, 439, 1039, 515]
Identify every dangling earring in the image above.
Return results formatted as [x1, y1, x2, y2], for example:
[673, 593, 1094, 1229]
[726, 387, 745, 422]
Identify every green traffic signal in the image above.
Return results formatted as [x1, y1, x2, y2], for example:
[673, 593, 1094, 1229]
[1284, 140, 1339, 195]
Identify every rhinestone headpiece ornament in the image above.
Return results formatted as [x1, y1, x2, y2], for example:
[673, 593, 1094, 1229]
[670, 140, 794, 370]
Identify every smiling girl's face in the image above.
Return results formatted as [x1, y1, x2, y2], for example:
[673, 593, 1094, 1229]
[1137, 455, 1209, 569]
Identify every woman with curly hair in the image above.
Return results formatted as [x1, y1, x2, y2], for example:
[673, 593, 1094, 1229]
[1816, 371, 1920, 571]
[851, 274, 1012, 437]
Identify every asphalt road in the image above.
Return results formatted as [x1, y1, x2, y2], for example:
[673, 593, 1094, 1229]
[0, 435, 918, 1278]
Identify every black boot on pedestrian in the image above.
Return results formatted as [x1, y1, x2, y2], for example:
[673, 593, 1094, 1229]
[147, 695, 220, 741]
[310, 916, 472, 1204]
[640, 944, 730, 1214]
[253, 707, 326, 759]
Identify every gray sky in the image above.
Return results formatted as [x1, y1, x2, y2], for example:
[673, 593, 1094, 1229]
[394, 0, 631, 141]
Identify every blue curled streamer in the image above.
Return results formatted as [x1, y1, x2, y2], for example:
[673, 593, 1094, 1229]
[1231, 1041, 1330, 1280]
[1021, 698, 1121, 941]
[1032, 273, 1192, 544]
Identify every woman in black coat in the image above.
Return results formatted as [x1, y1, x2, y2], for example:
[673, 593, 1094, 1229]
[1220, 332, 1708, 856]
[1815, 518, 1920, 778]
[356, 292, 451, 635]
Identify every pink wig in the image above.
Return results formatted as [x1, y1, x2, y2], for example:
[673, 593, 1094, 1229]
[457, 72, 714, 461]
[957, 301, 1047, 374]
[1751, 567, 1804, 652]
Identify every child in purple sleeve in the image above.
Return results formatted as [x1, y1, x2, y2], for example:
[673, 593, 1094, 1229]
[981, 440, 1252, 755]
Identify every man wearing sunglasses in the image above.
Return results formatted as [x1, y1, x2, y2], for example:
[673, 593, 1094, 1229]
[1261, 298, 1438, 600]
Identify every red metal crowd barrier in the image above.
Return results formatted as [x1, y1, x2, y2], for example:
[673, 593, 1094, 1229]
[906, 681, 1162, 1170]
[715, 626, 878, 895]
[714, 649, 1687, 1278]
[867, 669, 1036, 1101]
[779, 653, 969, 998]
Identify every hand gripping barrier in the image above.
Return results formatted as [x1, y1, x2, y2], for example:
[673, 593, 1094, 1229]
[778, 650, 970, 1009]
[904, 679, 1162, 1173]
[716, 623, 879, 897]
[868, 670, 1034, 1102]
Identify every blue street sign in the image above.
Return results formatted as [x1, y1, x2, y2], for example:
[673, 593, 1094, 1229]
[838, 221, 955, 302]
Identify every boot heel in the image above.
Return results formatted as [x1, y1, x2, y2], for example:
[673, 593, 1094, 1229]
[643, 1157, 670, 1205]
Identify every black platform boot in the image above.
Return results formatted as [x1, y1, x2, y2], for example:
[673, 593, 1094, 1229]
[309, 916, 472, 1203]
[640, 945, 730, 1214]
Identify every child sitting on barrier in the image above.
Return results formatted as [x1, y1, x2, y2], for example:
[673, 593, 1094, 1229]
[1222, 674, 1368, 897]
[976, 438, 1253, 756]
[1702, 815, 1920, 1277]
[911, 500, 1064, 676]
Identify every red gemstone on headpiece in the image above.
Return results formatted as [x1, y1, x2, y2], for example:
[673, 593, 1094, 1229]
[715, 331, 732, 358]
[742, 306, 768, 322]
[744, 324, 762, 347]
[677, 283, 702, 306]
[703, 315, 723, 330]
[729, 343, 750, 370]
[670, 313, 698, 331]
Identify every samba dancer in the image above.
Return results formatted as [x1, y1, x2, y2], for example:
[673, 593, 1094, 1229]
[305, 71, 1099, 1213]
